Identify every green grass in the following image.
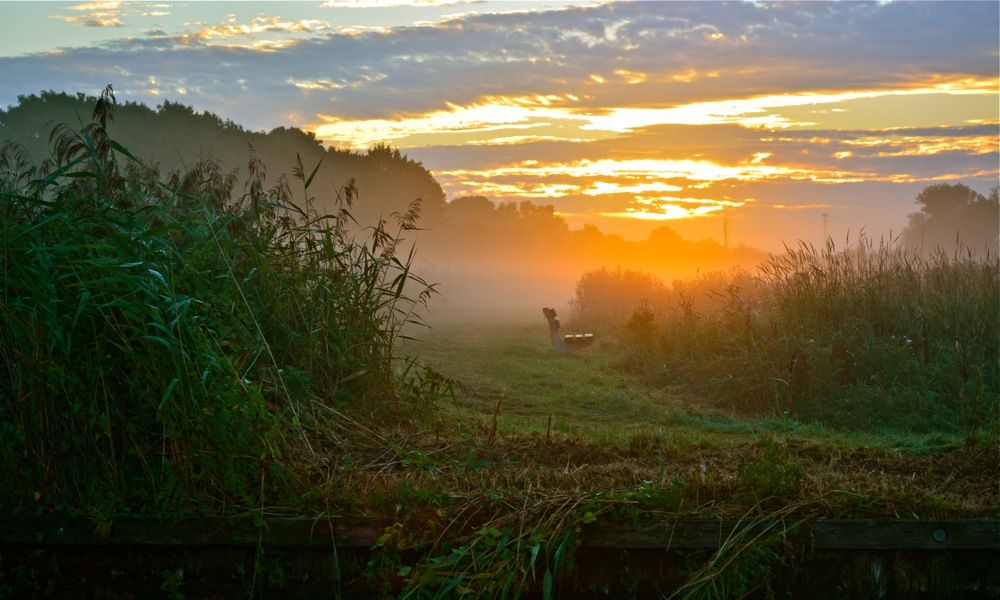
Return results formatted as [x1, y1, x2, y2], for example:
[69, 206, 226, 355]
[387, 316, 995, 598]
[402, 317, 974, 454]
[404, 317, 692, 439]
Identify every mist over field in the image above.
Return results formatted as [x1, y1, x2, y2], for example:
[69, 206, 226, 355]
[1, 92, 781, 316]
[5, 92, 996, 320]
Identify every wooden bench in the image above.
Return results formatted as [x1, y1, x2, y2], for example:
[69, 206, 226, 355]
[543, 307, 594, 354]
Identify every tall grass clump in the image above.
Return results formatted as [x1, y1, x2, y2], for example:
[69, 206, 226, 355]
[576, 237, 999, 433]
[0, 88, 434, 516]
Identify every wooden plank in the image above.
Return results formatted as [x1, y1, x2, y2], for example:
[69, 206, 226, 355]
[582, 519, 1000, 551]
[580, 519, 785, 549]
[0, 517, 387, 548]
[2, 518, 997, 551]
[812, 519, 1000, 550]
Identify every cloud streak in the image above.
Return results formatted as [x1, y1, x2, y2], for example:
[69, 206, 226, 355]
[311, 78, 997, 149]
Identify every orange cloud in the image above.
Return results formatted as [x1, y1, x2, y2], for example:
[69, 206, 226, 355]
[600, 195, 747, 221]
[848, 135, 998, 157]
[614, 69, 647, 84]
[195, 16, 330, 40]
[53, 0, 125, 27]
[433, 153, 998, 217]
[314, 93, 587, 148]
[309, 77, 998, 149]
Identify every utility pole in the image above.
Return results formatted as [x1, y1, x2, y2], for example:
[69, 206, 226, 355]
[822, 213, 829, 239]
[723, 216, 730, 248]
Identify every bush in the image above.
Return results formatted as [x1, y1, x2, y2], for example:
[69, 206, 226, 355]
[570, 267, 669, 327]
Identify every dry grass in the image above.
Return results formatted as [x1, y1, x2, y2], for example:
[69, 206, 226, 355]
[292, 419, 998, 597]
[328, 425, 998, 520]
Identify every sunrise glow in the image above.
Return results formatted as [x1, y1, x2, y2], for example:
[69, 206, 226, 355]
[0, 0, 997, 246]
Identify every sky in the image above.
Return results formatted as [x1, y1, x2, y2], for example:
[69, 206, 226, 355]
[0, 0, 997, 250]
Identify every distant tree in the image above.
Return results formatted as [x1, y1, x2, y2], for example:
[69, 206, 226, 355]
[900, 184, 999, 255]
[646, 226, 684, 250]
[571, 267, 669, 326]
[0, 91, 446, 227]
[445, 195, 495, 224]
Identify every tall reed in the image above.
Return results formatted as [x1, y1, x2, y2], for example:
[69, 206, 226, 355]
[0, 89, 434, 515]
[576, 235, 999, 433]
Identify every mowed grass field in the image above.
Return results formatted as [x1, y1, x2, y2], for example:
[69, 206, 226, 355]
[404, 314, 691, 440]
[400, 313, 967, 454]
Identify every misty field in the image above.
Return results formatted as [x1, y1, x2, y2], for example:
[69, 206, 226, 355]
[1, 92, 997, 599]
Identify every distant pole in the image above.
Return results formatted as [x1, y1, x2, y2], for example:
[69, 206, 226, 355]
[822, 213, 829, 239]
[723, 216, 730, 248]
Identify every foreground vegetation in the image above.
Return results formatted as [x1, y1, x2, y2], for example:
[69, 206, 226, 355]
[0, 89, 435, 517]
[1, 92, 996, 598]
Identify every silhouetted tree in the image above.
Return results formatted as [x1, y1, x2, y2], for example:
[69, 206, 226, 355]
[445, 196, 496, 225]
[0, 91, 446, 227]
[901, 184, 998, 255]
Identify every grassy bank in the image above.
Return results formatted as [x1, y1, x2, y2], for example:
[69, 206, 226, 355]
[391, 317, 995, 597]
[403, 317, 979, 450]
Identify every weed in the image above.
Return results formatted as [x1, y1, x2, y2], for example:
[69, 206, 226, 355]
[160, 568, 185, 600]
[0, 91, 435, 517]
[735, 440, 804, 510]
[576, 236, 1000, 433]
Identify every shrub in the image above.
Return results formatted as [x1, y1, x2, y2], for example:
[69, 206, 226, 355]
[570, 267, 669, 327]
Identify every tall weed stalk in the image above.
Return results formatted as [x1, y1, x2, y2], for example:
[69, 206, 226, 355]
[0, 89, 434, 516]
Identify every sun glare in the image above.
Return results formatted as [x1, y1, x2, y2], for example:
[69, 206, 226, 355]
[601, 203, 727, 221]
